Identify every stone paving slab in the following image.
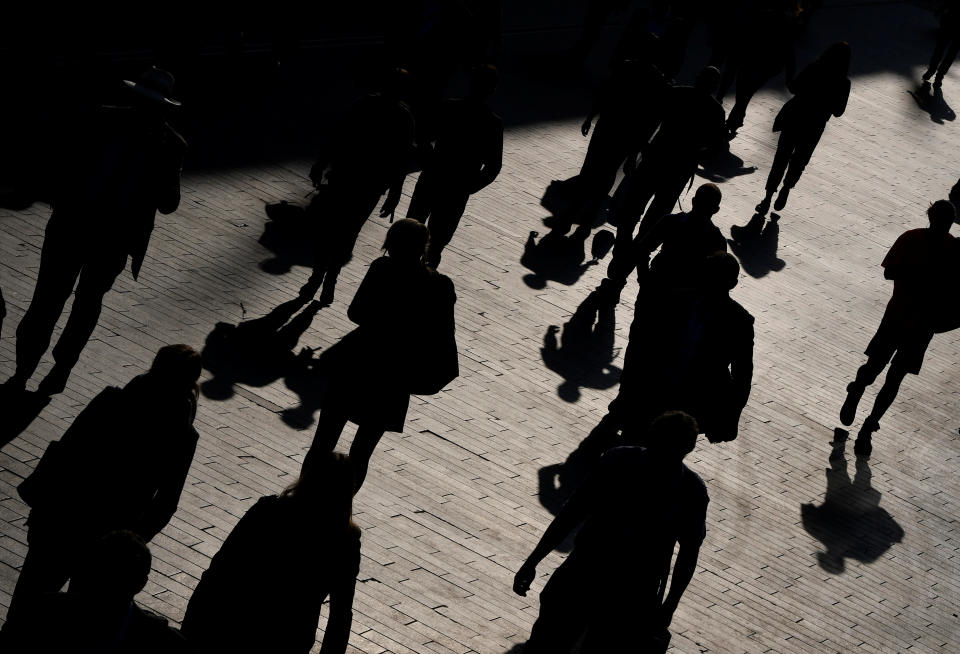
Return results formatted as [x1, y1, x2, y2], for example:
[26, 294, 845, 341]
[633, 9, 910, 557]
[1, 3, 959, 653]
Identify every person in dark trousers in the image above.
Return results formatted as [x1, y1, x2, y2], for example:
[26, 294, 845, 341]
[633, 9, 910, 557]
[608, 66, 726, 271]
[569, 253, 753, 481]
[567, 38, 667, 230]
[4, 531, 192, 653]
[305, 219, 457, 491]
[2, 67, 186, 396]
[605, 182, 728, 298]
[839, 200, 959, 457]
[406, 64, 503, 268]
[181, 451, 360, 654]
[4, 344, 202, 630]
[717, 1, 798, 138]
[303, 68, 416, 305]
[514, 411, 709, 653]
[737, 41, 850, 231]
[923, 1, 960, 88]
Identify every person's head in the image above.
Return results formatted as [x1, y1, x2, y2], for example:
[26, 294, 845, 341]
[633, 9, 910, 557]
[71, 530, 152, 602]
[383, 218, 429, 262]
[691, 183, 722, 217]
[123, 67, 180, 118]
[699, 252, 741, 294]
[281, 451, 356, 522]
[149, 344, 202, 394]
[469, 64, 499, 99]
[646, 411, 699, 460]
[818, 41, 851, 77]
[927, 199, 956, 233]
[695, 66, 721, 95]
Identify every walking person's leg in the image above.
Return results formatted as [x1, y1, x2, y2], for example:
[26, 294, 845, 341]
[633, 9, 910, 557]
[775, 128, 824, 211]
[347, 423, 387, 491]
[758, 130, 798, 214]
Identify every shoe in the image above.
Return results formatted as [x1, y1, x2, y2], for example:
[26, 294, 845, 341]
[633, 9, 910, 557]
[839, 382, 864, 426]
[37, 365, 71, 396]
[318, 280, 336, 307]
[933, 75, 944, 89]
[854, 417, 879, 457]
[773, 187, 790, 211]
[922, 67, 935, 82]
[730, 214, 765, 242]
[755, 196, 772, 215]
[299, 274, 322, 299]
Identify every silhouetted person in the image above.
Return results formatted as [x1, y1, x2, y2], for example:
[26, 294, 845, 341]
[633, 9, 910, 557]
[304, 219, 457, 490]
[2, 67, 186, 395]
[923, 1, 960, 88]
[568, 40, 667, 229]
[4, 530, 192, 653]
[181, 452, 360, 654]
[514, 411, 708, 653]
[5, 344, 201, 629]
[744, 42, 850, 224]
[303, 68, 416, 305]
[608, 66, 726, 269]
[606, 182, 728, 297]
[839, 200, 959, 457]
[950, 177, 960, 210]
[406, 64, 503, 268]
[717, 2, 797, 137]
[568, 253, 753, 481]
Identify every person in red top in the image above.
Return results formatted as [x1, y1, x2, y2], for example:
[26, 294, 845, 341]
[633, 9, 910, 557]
[840, 200, 959, 456]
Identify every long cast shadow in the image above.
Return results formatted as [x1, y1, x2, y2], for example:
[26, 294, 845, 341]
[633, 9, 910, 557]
[200, 296, 329, 429]
[258, 201, 315, 275]
[728, 213, 786, 278]
[0, 390, 51, 448]
[908, 81, 956, 125]
[800, 428, 905, 574]
[541, 288, 620, 402]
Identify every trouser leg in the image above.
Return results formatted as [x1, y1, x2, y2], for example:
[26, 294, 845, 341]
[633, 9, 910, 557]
[3, 531, 74, 630]
[766, 130, 798, 192]
[936, 37, 960, 78]
[927, 30, 950, 75]
[348, 424, 387, 492]
[50, 249, 126, 372]
[782, 129, 823, 190]
[423, 192, 469, 268]
[866, 364, 909, 426]
[524, 559, 590, 654]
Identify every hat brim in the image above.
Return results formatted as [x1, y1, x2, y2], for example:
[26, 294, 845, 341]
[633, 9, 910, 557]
[123, 80, 181, 108]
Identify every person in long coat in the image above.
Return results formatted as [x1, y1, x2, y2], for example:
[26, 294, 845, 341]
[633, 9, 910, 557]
[181, 451, 360, 654]
[3, 67, 186, 395]
[5, 344, 201, 630]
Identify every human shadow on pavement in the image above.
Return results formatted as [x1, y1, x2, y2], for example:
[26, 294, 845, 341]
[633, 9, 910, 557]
[541, 288, 620, 402]
[200, 296, 328, 429]
[259, 201, 315, 275]
[696, 147, 757, 183]
[728, 213, 786, 278]
[908, 82, 956, 125]
[800, 428, 905, 574]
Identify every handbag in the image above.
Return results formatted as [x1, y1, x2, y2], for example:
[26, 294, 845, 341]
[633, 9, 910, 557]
[406, 276, 460, 395]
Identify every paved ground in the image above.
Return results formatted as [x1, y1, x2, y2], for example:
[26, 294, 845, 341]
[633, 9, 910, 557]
[1, 3, 959, 652]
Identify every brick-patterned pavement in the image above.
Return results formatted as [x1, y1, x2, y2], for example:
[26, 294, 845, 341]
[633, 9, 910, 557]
[1, 3, 958, 652]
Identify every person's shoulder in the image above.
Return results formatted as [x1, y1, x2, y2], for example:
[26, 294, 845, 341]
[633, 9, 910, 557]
[726, 297, 755, 326]
[681, 464, 709, 502]
[427, 268, 457, 299]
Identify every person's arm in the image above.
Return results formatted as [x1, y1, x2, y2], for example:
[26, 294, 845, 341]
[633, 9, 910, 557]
[833, 78, 851, 118]
[156, 126, 186, 215]
[470, 119, 503, 193]
[660, 540, 701, 626]
[379, 169, 406, 220]
[514, 469, 597, 595]
[319, 532, 360, 654]
[136, 425, 199, 541]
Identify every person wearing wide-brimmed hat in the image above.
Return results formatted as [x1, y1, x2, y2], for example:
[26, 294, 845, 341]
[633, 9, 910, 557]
[2, 67, 187, 396]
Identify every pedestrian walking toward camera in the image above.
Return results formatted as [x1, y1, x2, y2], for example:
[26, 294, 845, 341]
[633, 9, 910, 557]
[839, 200, 960, 457]
[2, 67, 186, 396]
[5, 345, 201, 631]
[514, 412, 709, 653]
[923, 1, 960, 88]
[182, 452, 360, 654]
[406, 64, 503, 268]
